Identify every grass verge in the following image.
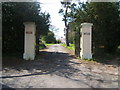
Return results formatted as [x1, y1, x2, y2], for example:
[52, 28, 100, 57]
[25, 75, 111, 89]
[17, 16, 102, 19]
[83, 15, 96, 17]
[61, 44, 75, 50]
[45, 43, 55, 46]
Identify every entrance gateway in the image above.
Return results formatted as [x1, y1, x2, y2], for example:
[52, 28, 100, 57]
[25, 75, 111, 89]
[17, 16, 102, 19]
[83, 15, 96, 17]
[23, 22, 93, 60]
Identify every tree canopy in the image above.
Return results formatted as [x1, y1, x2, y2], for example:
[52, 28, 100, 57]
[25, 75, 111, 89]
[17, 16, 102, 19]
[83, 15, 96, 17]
[41, 31, 56, 44]
[2, 2, 50, 54]
[68, 2, 120, 54]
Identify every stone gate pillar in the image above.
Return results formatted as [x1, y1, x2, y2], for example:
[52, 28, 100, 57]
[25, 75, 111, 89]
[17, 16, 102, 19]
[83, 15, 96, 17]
[23, 22, 36, 60]
[80, 23, 93, 59]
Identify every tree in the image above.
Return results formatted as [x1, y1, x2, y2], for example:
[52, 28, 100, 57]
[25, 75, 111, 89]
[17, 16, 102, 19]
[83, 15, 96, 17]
[68, 26, 75, 44]
[69, 2, 120, 55]
[68, 3, 85, 57]
[2, 2, 50, 55]
[41, 31, 56, 44]
[36, 12, 50, 54]
[59, 1, 71, 46]
[89, 2, 120, 53]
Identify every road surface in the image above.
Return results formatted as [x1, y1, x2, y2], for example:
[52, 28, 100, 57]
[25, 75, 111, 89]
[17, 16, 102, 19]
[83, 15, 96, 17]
[1, 44, 119, 88]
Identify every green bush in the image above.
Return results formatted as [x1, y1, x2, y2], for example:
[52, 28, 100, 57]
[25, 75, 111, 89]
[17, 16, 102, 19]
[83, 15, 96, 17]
[2, 2, 50, 55]
[41, 31, 56, 44]
[39, 44, 46, 49]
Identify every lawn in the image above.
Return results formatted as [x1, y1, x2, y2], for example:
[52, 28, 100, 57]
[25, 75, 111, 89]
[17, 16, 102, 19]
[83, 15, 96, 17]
[45, 43, 55, 46]
[61, 44, 75, 50]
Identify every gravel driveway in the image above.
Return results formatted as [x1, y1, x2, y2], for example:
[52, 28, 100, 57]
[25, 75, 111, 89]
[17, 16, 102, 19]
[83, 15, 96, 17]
[1, 44, 119, 88]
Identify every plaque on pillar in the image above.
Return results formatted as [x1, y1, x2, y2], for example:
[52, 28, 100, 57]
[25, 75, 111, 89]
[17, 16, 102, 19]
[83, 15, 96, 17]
[26, 31, 32, 34]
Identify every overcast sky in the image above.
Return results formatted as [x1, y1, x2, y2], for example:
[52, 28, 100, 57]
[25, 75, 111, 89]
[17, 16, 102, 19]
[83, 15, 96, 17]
[38, 0, 87, 39]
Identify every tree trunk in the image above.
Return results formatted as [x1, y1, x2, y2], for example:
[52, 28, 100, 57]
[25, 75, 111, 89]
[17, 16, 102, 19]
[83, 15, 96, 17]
[65, 6, 69, 46]
[75, 27, 80, 57]
[66, 27, 69, 46]
[36, 30, 39, 55]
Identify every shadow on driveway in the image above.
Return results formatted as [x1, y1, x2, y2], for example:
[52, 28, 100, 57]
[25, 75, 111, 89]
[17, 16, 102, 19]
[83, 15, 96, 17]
[2, 51, 81, 79]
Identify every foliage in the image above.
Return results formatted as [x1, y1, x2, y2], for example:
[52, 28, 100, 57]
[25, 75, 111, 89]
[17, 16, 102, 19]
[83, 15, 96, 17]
[68, 24, 75, 44]
[68, 22, 80, 57]
[41, 31, 56, 44]
[45, 43, 56, 46]
[56, 39, 61, 44]
[2, 2, 50, 54]
[90, 2, 120, 53]
[116, 45, 120, 53]
[61, 44, 75, 50]
[59, 3, 71, 46]
[68, 2, 120, 54]
[39, 44, 46, 49]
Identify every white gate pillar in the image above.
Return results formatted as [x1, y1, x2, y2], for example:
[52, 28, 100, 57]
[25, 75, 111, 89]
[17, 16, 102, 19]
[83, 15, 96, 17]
[23, 22, 36, 60]
[80, 23, 93, 59]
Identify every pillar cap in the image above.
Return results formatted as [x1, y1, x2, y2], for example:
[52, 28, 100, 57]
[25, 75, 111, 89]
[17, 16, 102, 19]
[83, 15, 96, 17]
[81, 23, 93, 27]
